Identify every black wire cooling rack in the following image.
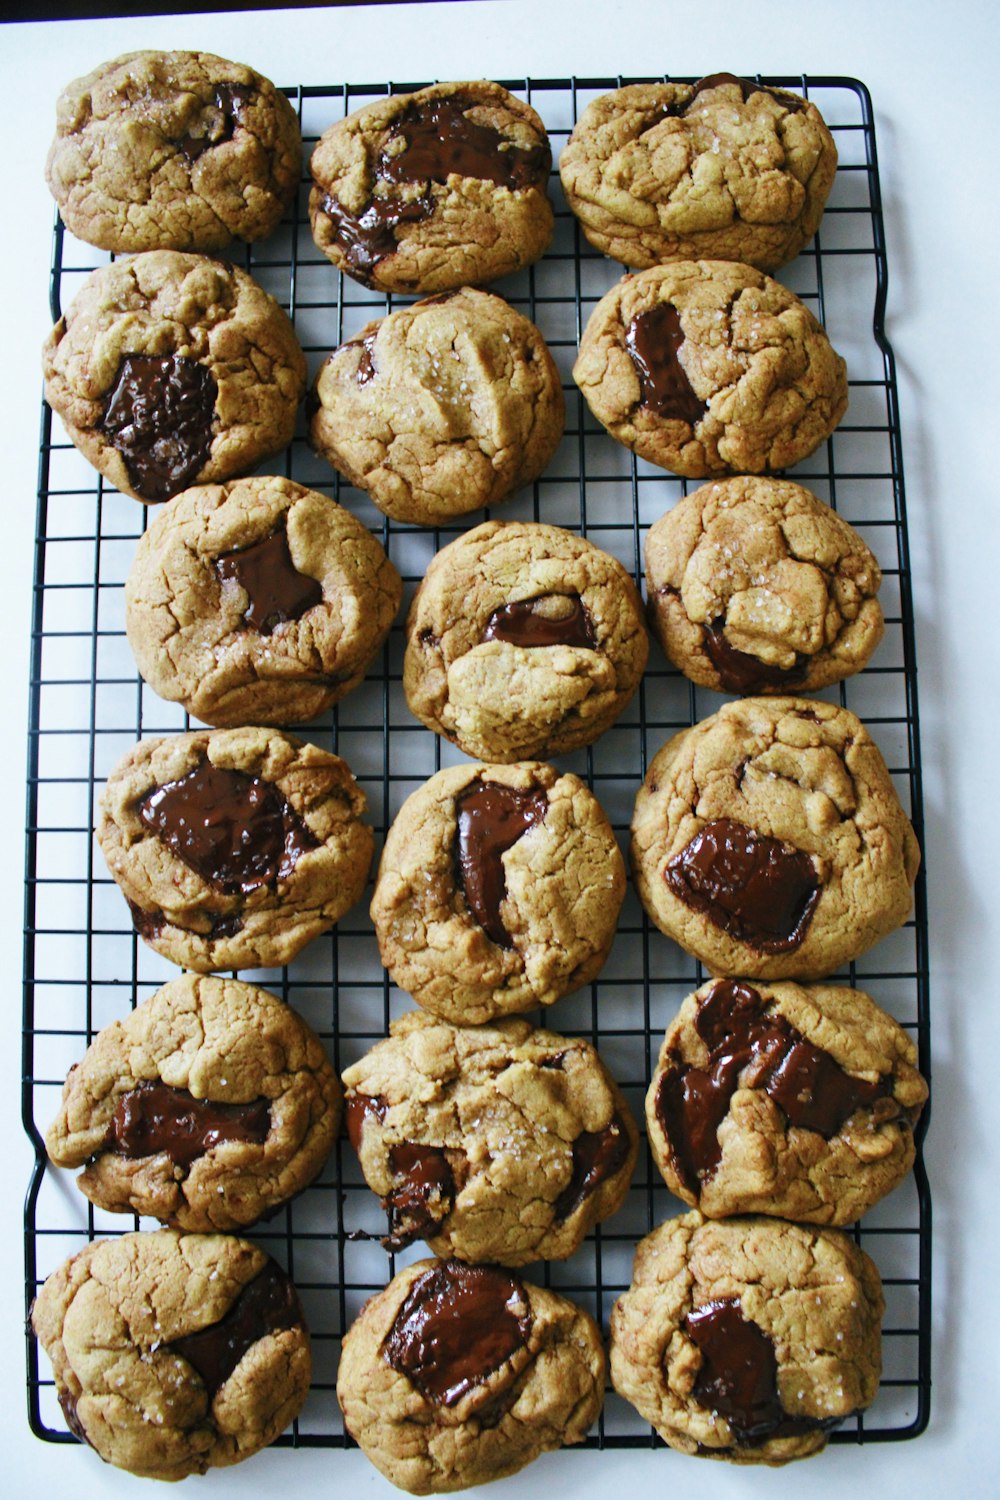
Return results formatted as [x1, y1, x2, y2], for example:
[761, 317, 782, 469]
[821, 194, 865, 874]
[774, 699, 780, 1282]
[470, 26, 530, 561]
[22, 75, 930, 1452]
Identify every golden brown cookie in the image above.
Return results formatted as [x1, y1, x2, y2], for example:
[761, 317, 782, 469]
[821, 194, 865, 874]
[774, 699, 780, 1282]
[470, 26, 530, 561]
[646, 977, 927, 1224]
[46, 50, 301, 253]
[338, 1258, 605, 1493]
[43, 251, 307, 503]
[31, 1230, 311, 1479]
[342, 1010, 638, 1266]
[610, 1211, 883, 1464]
[96, 727, 372, 973]
[573, 260, 847, 478]
[559, 75, 837, 272]
[124, 475, 401, 726]
[403, 520, 649, 761]
[630, 698, 920, 979]
[370, 761, 626, 1024]
[644, 477, 884, 693]
[309, 80, 553, 293]
[309, 288, 564, 525]
[44, 974, 342, 1231]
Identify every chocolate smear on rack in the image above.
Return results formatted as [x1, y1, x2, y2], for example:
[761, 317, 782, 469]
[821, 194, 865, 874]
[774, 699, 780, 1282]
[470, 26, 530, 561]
[215, 526, 323, 635]
[455, 780, 548, 947]
[107, 1080, 270, 1169]
[101, 353, 217, 502]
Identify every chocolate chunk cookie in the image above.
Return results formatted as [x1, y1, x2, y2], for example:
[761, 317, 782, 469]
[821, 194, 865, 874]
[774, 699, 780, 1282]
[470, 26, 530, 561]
[309, 81, 553, 294]
[97, 727, 372, 972]
[309, 288, 564, 525]
[370, 761, 626, 1024]
[610, 1211, 883, 1464]
[31, 1230, 310, 1479]
[342, 1010, 638, 1266]
[647, 978, 927, 1224]
[630, 698, 921, 979]
[338, 1257, 605, 1493]
[125, 475, 401, 726]
[46, 51, 301, 253]
[43, 251, 307, 502]
[45, 973, 342, 1231]
[645, 477, 884, 693]
[573, 260, 848, 478]
[404, 521, 649, 761]
[560, 75, 837, 273]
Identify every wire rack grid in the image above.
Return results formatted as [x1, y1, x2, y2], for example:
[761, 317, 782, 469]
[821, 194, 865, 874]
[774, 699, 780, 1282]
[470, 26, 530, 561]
[22, 74, 930, 1453]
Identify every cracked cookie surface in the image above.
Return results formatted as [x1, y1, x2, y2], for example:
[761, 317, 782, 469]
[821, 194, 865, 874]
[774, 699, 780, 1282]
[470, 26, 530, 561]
[610, 1211, 883, 1464]
[97, 726, 372, 973]
[342, 1010, 638, 1266]
[43, 251, 307, 502]
[403, 520, 649, 760]
[125, 475, 401, 725]
[46, 50, 301, 253]
[630, 698, 920, 979]
[645, 477, 884, 693]
[31, 1229, 310, 1479]
[338, 1257, 605, 1493]
[309, 80, 553, 294]
[647, 977, 927, 1225]
[559, 76, 837, 272]
[370, 761, 625, 1024]
[310, 288, 564, 525]
[573, 260, 847, 478]
[45, 974, 342, 1232]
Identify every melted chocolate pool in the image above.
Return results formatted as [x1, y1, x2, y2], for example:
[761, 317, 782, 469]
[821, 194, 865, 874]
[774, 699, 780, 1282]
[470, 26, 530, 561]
[101, 353, 217, 502]
[553, 1110, 632, 1220]
[215, 527, 323, 635]
[482, 594, 596, 650]
[455, 780, 548, 947]
[169, 1260, 302, 1396]
[703, 620, 808, 694]
[626, 303, 708, 427]
[107, 1081, 270, 1169]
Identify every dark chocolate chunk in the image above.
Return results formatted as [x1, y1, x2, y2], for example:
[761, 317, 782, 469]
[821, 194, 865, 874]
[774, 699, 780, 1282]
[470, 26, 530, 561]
[321, 190, 435, 286]
[58, 1386, 93, 1449]
[106, 1080, 270, 1169]
[354, 330, 378, 385]
[553, 1110, 632, 1220]
[101, 354, 217, 502]
[345, 1091, 388, 1155]
[207, 910, 243, 941]
[455, 780, 548, 947]
[703, 620, 807, 694]
[656, 979, 894, 1195]
[684, 1297, 840, 1445]
[482, 594, 596, 650]
[169, 1259, 302, 1397]
[626, 303, 708, 427]
[126, 897, 165, 941]
[379, 94, 551, 193]
[138, 758, 318, 895]
[664, 817, 820, 953]
[381, 1142, 455, 1251]
[176, 81, 256, 160]
[215, 526, 323, 635]
[687, 72, 806, 113]
[382, 1260, 531, 1406]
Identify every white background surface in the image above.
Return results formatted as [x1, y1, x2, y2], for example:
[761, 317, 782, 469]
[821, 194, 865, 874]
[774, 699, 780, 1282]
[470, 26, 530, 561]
[1, 2, 998, 1496]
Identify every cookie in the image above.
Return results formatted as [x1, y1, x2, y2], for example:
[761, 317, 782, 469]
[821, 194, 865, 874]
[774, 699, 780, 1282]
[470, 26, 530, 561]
[573, 259, 848, 478]
[342, 1010, 638, 1266]
[338, 1257, 604, 1493]
[31, 1229, 310, 1479]
[559, 75, 837, 273]
[43, 251, 307, 503]
[403, 520, 649, 761]
[309, 287, 564, 526]
[96, 727, 372, 973]
[46, 50, 301, 253]
[646, 977, 927, 1224]
[370, 761, 626, 1024]
[610, 1211, 883, 1464]
[309, 80, 553, 294]
[644, 477, 884, 693]
[124, 475, 401, 726]
[44, 973, 342, 1232]
[630, 698, 920, 979]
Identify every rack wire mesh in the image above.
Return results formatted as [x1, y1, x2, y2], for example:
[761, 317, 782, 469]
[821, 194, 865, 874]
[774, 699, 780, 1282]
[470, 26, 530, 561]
[22, 75, 930, 1452]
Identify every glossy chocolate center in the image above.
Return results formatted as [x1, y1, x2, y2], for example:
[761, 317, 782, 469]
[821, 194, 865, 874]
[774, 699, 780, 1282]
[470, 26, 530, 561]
[345, 1091, 388, 1154]
[215, 527, 323, 635]
[354, 330, 378, 385]
[656, 979, 895, 1194]
[382, 1142, 455, 1250]
[138, 759, 318, 895]
[553, 1110, 631, 1220]
[382, 1260, 531, 1406]
[107, 1081, 270, 1169]
[482, 594, 596, 650]
[177, 82, 256, 160]
[703, 621, 808, 694]
[664, 817, 820, 953]
[101, 353, 217, 502]
[455, 780, 548, 947]
[169, 1260, 302, 1397]
[626, 303, 707, 426]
